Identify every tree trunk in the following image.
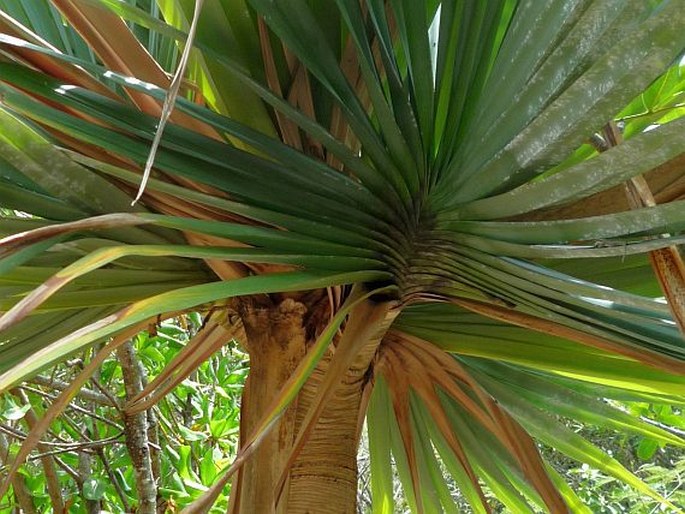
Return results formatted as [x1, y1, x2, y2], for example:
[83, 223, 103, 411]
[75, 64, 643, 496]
[285, 351, 369, 513]
[231, 296, 395, 514]
[233, 297, 307, 514]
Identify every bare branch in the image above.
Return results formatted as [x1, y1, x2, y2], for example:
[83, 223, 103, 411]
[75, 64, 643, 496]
[50, 455, 79, 482]
[10, 389, 65, 513]
[18, 385, 123, 430]
[96, 446, 132, 512]
[0, 433, 37, 514]
[118, 341, 157, 514]
[79, 447, 100, 514]
[26, 375, 116, 407]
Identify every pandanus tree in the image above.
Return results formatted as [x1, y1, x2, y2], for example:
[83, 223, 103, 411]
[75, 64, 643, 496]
[1, 0, 685, 512]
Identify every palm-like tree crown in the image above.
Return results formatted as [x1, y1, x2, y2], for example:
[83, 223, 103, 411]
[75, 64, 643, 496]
[1, 1, 685, 512]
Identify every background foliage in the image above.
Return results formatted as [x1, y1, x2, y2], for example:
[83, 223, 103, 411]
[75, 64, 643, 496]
[1, 313, 683, 513]
[0, 315, 247, 513]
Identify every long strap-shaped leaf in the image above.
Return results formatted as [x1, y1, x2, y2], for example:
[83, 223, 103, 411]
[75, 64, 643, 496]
[449, 0, 685, 202]
[50, 0, 217, 140]
[247, 0, 416, 212]
[0, 212, 386, 328]
[395, 304, 685, 399]
[0, 9, 116, 102]
[0, 30, 407, 216]
[0, 76, 397, 239]
[125, 317, 243, 414]
[378, 334, 567, 512]
[379, 337, 491, 512]
[456, 114, 685, 220]
[180, 285, 395, 513]
[454, 0, 642, 183]
[400, 334, 568, 512]
[380, 349, 425, 513]
[64, 151, 393, 251]
[451, 298, 685, 375]
[441, 200, 685, 245]
[475, 372, 682, 512]
[427, 250, 684, 359]
[0, 270, 388, 392]
[602, 121, 685, 337]
[468, 358, 684, 448]
[154, 0, 277, 137]
[134, 0, 204, 204]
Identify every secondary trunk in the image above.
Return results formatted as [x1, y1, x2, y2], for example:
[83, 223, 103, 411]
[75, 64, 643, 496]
[231, 295, 396, 514]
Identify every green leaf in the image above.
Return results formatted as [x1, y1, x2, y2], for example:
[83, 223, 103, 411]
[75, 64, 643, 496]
[199, 447, 218, 484]
[477, 374, 680, 511]
[0, 270, 389, 390]
[451, 0, 685, 202]
[367, 376, 395, 514]
[156, 0, 277, 137]
[83, 478, 106, 501]
[0, 397, 30, 420]
[637, 439, 659, 461]
[458, 111, 685, 220]
[178, 424, 207, 442]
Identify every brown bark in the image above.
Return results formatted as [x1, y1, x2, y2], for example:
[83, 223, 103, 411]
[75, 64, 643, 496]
[232, 296, 397, 514]
[284, 352, 367, 514]
[286, 299, 396, 514]
[234, 298, 308, 514]
[118, 341, 157, 514]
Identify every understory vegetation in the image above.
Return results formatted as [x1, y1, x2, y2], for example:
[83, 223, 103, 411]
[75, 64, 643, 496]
[1, 316, 683, 513]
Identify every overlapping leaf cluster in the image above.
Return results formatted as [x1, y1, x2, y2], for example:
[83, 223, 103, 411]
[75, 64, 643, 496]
[0, 1, 685, 512]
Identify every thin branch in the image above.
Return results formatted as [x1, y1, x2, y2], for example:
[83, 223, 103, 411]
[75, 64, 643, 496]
[79, 445, 100, 514]
[146, 406, 163, 500]
[88, 376, 122, 409]
[28, 435, 124, 455]
[52, 455, 80, 482]
[0, 433, 37, 514]
[0, 423, 25, 439]
[0, 322, 155, 502]
[96, 446, 132, 512]
[18, 385, 123, 430]
[25, 375, 115, 407]
[10, 389, 65, 513]
[118, 341, 157, 514]
[63, 389, 102, 514]
[2, 421, 123, 450]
